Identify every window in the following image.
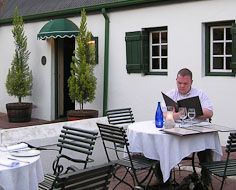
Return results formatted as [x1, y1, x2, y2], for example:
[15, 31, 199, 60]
[150, 30, 168, 72]
[125, 27, 168, 75]
[205, 21, 235, 76]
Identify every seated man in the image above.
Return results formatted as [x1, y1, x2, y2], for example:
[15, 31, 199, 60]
[162, 68, 213, 189]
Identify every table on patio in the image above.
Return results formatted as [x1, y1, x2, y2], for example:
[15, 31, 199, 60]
[0, 146, 44, 190]
[127, 120, 223, 182]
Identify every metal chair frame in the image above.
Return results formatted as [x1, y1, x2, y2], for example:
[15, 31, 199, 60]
[200, 132, 236, 190]
[97, 122, 158, 190]
[38, 126, 98, 190]
[53, 163, 115, 190]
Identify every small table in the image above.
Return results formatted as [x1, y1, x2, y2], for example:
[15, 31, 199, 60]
[0, 151, 44, 190]
[127, 120, 222, 182]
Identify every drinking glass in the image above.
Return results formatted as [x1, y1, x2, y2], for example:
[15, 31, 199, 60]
[179, 107, 187, 126]
[188, 108, 196, 124]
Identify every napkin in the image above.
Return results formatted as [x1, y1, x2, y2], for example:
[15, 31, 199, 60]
[0, 143, 29, 152]
[0, 158, 19, 167]
[7, 143, 28, 151]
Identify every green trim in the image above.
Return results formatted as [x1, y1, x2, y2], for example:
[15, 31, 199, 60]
[205, 20, 235, 76]
[102, 8, 110, 116]
[231, 23, 236, 74]
[205, 72, 235, 77]
[0, 0, 176, 25]
[145, 72, 168, 75]
[93, 37, 99, 64]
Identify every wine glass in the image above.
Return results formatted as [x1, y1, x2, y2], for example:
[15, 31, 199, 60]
[179, 107, 187, 127]
[188, 108, 196, 124]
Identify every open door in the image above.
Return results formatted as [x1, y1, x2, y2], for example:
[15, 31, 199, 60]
[55, 38, 75, 119]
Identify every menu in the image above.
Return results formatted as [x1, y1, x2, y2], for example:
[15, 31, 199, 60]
[163, 126, 217, 136]
[162, 92, 203, 116]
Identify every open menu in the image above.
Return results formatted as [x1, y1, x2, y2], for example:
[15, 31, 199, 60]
[194, 123, 236, 132]
[162, 92, 203, 116]
[163, 126, 217, 136]
[162, 127, 200, 136]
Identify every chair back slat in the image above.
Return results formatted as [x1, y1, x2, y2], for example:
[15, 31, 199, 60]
[54, 163, 114, 190]
[98, 123, 128, 145]
[97, 123, 131, 161]
[226, 133, 236, 153]
[54, 126, 98, 173]
[57, 126, 97, 154]
[106, 108, 135, 126]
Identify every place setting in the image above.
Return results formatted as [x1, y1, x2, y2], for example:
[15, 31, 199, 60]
[0, 142, 40, 168]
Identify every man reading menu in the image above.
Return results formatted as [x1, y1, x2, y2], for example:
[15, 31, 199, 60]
[161, 68, 213, 189]
[162, 68, 213, 120]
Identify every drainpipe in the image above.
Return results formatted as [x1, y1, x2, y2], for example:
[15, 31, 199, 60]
[102, 8, 110, 116]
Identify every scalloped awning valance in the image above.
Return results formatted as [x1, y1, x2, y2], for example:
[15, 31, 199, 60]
[37, 18, 79, 40]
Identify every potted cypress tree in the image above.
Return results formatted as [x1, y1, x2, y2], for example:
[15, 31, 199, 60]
[5, 8, 33, 122]
[67, 9, 98, 120]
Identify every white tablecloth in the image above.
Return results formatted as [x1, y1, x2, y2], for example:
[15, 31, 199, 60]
[127, 120, 223, 182]
[0, 151, 44, 190]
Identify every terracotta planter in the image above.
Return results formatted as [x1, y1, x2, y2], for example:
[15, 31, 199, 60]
[67, 109, 98, 121]
[6, 102, 32, 123]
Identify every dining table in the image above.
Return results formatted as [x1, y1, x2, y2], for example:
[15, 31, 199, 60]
[127, 120, 223, 182]
[0, 145, 44, 190]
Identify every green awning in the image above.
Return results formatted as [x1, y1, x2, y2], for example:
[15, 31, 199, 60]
[37, 18, 79, 40]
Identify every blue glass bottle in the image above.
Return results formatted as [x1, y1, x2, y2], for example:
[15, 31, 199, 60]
[155, 102, 163, 128]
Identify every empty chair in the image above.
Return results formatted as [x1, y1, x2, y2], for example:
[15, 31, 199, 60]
[97, 122, 158, 190]
[106, 108, 135, 127]
[53, 163, 115, 190]
[38, 126, 98, 190]
[200, 132, 236, 190]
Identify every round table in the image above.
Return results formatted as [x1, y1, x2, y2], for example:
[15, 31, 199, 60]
[127, 120, 222, 182]
[0, 151, 44, 190]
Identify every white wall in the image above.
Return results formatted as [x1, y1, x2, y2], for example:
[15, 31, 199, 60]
[0, 0, 235, 143]
[0, 14, 105, 120]
[104, 0, 235, 144]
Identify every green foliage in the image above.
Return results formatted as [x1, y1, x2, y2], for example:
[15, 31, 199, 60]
[5, 7, 33, 103]
[68, 9, 96, 110]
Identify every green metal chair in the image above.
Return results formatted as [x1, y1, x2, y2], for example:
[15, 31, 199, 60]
[53, 163, 115, 190]
[200, 132, 236, 190]
[38, 126, 98, 190]
[97, 122, 159, 190]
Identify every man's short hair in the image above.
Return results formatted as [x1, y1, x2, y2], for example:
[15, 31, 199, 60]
[177, 68, 192, 79]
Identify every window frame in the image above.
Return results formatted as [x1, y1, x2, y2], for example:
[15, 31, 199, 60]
[144, 26, 168, 75]
[205, 20, 235, 76]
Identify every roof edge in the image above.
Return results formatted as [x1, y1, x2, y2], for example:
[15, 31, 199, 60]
[0, 0, 176, 25]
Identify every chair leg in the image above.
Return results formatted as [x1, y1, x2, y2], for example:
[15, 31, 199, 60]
[220, 176, 226, 190]
[112, 167, 134, 190]
[192, 152, 197, 174]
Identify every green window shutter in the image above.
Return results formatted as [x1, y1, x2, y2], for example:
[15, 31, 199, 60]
[231, 23, 236, 72]
[125, 31, 142, 73]
[125, 31, 149, 74]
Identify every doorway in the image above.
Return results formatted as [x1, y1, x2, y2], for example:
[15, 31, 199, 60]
[55, 38, 75, 119]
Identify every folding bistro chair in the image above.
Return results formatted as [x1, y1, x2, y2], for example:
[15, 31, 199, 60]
[106, 108, 135, 127]
[200, 132, 236, 190]
[52, 163, 115, 190]
[38, 126, 98, 190]
[97, 122, 158, 190]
